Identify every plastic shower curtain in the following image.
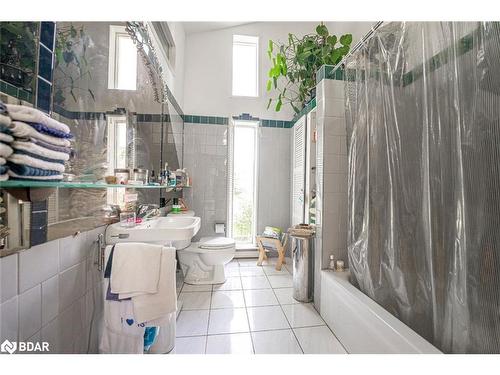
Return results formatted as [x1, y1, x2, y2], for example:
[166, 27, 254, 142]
[345, 22, 500, 353]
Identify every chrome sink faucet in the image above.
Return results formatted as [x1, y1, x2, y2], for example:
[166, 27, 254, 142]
[137, 204, 161, 221]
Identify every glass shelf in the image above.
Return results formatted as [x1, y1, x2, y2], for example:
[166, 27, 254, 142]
[0, 180, 192, 189]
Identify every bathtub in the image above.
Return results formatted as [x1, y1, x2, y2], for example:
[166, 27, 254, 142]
[319, 270, 441, 354]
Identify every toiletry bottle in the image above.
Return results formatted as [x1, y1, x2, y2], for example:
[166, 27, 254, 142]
[150, 170, 156, 184]
[329, 255, 335, 270]
[171, 198, 180, 213]
[169, 172, 176, 187]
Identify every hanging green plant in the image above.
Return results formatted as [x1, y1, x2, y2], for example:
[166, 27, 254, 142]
[266, 23, 353, 114]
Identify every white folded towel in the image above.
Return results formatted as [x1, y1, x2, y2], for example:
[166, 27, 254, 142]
[0, 174, 8, 181]
[130, 247, 177, 323]
[11, 140, 70, 161]
[0, 157, 5, 165]
[110, 243, 162, 297]
[7, 153, 65, 173]
[0, 114, 11, 126]
[6, 104, 71, 134]
[7, 170, 63, 180]
[0, 143, 13, 158]
[9, 121, 71, 147]
[0, 133, 13, 143]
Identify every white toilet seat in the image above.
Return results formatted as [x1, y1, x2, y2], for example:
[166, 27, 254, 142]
[198, 236, 235, 250]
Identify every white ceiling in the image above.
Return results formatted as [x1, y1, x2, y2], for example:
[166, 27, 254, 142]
[182, 22, 253, 35]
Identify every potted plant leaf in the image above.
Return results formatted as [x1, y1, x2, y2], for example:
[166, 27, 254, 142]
[266, 23, 353, 114]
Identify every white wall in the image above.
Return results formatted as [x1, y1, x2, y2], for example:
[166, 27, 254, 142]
[256, 127, 291, 234]
[183, 22, 374, 120]
[164, 22, 186, 108]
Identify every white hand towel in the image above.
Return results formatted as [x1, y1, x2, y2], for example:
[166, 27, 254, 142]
[0, 157, 5, 165]
[9, 121, 71, 147]
[0, 133, 13, 143]
[7, 170, 63, 180]
[110, 242, 162, 297]
[8, 153, 66, 173]
[130, 247, 177, 323]
[6, 104, 71, 134]
[0, 142, 13, 158]
[11, 140, 70, 161]
[0, 174, 8, 181]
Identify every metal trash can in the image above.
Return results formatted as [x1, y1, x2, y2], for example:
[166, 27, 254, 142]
[289, 225, 315, 303]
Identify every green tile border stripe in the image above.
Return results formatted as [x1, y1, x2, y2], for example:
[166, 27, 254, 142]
[291, 97, 317, 126]
[0, 79, 34, 103]
[316, 65, 345, 84]
[183, 114, 293, 128]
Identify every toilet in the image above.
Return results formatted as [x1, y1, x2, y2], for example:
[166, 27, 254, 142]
[167, 211, 235, 284]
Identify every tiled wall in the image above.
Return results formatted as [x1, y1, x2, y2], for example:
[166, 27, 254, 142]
[183, 122, 292, 242]
[183, 123, 228, 239]
[0, 226, 105, 354]
[314, 77, 348, 310]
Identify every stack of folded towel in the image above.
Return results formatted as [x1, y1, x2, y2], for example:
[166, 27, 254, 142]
[0, 101, 14, 181]
[0, 102, 73, 181]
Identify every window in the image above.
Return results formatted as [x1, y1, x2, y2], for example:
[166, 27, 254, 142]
[150, 22, 176, 70]
[228, 120, 259, 245]
[232, 35, 259, 97]
[107, 115, 128, 206]
[108, 25, 137, 90]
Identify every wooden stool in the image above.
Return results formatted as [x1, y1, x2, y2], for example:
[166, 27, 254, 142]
[256, 235, 288, 271]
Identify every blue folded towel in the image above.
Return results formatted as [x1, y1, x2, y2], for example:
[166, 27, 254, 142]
[0, 124, 12, 134]
[20, 137, 72, 154]
[28, 122, 74, 139]
[8, 163, 61, 177]
[0, 165, 8, 174]
[13, 149, 65, 165]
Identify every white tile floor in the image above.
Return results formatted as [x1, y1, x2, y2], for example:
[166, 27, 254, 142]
[173, 257, 347, 354]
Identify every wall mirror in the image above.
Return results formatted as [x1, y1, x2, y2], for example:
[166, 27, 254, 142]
[0, 21, 184, 255]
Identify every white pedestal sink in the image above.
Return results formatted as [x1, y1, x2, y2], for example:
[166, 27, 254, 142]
[105, 216, 201, 245]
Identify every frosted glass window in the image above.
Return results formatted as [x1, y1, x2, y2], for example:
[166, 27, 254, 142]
[232, 35, 259, 97]
[108, 26, 137, 90]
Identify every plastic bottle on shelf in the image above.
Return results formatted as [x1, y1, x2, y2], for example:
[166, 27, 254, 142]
[329, 255, 335, 270]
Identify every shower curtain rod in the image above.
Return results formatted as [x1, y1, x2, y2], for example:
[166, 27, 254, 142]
[334, 21, 384, 71]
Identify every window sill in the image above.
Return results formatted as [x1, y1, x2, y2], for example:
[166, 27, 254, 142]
[229, 95, 260, 99]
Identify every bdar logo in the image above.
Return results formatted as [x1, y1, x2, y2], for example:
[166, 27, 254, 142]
[1, 339, 17, 354]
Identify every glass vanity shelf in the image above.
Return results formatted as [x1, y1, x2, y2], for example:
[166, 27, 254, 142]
[0, 180, 191, 189]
